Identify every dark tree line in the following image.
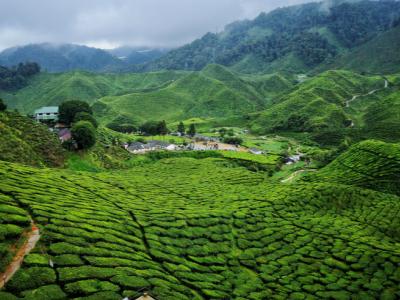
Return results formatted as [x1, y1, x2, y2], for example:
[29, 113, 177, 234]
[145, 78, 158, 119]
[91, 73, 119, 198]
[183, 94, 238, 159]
[0, 62, 40, 91]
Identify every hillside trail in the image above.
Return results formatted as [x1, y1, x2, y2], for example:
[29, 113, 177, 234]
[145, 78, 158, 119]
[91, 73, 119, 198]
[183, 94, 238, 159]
[346, 79, 388, 108]
[0, 220, 40, 289]
[346, 79, 389, 127]
[281, 169, 317, 183]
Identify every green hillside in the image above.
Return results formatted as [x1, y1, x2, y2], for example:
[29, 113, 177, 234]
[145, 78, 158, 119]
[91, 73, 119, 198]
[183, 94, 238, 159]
[305, 140, 400, 196]
[1, 156, 400, 299]
[0, 70, 187, 114]
[250, 70, 383, 134]
[321, 25, 400, 74]
[94, 64, 293, 125]
[0, 112, 65, 167]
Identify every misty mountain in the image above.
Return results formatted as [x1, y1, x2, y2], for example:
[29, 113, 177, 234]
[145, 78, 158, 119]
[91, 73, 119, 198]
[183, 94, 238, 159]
[139, 0, 400, 73]
[0, 44, 169, 73]
[107, 47, 170, 65]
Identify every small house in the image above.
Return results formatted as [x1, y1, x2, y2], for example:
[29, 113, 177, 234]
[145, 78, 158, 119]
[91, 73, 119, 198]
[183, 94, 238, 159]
[249, 148, 263, 155]
[34, 106, 59, 123]
[58, 128, 72, 142]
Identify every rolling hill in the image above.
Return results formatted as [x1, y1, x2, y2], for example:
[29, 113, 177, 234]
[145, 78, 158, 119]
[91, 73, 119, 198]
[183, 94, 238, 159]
[305, 140, 400, 196]
[0, 70, 187, 114]
[250, 70, 383, 134]
[93, 64, 294, 125]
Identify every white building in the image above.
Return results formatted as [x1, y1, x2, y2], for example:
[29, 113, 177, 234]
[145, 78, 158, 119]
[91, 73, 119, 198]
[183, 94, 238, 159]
[34, 106, 59, 122]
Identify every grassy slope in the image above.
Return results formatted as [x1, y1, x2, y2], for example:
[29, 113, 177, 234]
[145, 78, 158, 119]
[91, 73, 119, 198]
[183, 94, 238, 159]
[250, 70, 383, 133]
[0, 112, 65, 167]
[319, 25, 400, 74]
[0, 156, 400, 299]
[306, 140, 400, 195]
[0, 70, 187, 114]
[94, 64, 294, 125]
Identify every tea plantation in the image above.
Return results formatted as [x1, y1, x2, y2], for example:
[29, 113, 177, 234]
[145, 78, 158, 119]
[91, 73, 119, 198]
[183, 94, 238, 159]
[0, 146, 400, 299]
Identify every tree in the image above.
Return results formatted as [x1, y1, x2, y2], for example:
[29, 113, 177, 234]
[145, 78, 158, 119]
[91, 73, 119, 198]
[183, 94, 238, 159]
[74, 112, 98, 128]
[223, 136, 243, 145]
[219, 128, 227, 138]
[71, 121, 96, 150]
[0, 98, 6, 111]
[139, 121, 160, 136]
[177, 121, 185, 136]
[106, 115, 137, 133]
[59, 100, 92, 125]
[187, 123, 196, 137]
[157, 120, 168, 135]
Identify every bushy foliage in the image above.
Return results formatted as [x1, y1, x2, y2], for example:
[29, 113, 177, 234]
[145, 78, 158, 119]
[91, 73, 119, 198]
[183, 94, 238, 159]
[139, 120, 168, 136]
[59, 100, 92, 125]
[71, 121, 96, 150]
[74, 112, 98, 128]
[106, 115, 137, 133]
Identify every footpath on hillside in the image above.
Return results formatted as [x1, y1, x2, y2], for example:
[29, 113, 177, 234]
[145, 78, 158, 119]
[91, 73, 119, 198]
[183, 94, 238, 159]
[0, 221, 40, 289]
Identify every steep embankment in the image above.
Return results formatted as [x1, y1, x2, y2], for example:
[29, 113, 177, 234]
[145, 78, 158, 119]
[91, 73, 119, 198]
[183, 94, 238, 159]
[305, 140, 400, 196]
[250, 70, 382, 134]
[0, 112, 65, 167]
[0, 157, 400, 299]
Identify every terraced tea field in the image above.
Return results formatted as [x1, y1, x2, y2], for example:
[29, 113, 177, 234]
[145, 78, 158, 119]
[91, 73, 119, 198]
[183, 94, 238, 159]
[0, 155, 400, 299]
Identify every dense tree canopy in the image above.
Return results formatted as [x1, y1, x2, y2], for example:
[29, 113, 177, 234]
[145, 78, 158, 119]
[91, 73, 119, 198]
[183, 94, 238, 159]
[0, 98, 6, 111]
[187, 124, 196, 137]
[71, 121, 96, 150]
[74, 112, 98, 128]
[59, 100, 92, 125]
[106, 115, 137, 133]
[177, 121, 185, 135]
[0, 62, 40, 91]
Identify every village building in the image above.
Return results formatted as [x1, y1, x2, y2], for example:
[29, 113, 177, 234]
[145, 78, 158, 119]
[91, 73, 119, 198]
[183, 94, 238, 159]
[249, 148, 263, 155]
[127, 140, 178, 154]
[58, 128, 72, 142]
[34, 106, 59, 123]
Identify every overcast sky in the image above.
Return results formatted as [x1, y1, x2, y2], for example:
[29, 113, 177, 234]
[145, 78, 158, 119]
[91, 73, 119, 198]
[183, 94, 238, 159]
[0, 0, 314, 50]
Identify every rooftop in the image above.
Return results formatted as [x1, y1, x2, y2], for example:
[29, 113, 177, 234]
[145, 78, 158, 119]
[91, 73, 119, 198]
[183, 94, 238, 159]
[34, 106, 59, 114]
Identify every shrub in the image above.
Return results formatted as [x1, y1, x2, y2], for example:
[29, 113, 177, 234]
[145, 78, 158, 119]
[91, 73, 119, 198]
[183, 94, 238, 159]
[6, 267, 56, 292]
[222, 136, 243, 145]
[20, 285, 66, 300]
[74, 112, 98, 128]
[71, 121, 96, 150]
[64, 279, 120, 295]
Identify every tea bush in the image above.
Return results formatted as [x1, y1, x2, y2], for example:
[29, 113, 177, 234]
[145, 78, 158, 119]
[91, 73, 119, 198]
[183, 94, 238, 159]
[0, 147, 399, 299]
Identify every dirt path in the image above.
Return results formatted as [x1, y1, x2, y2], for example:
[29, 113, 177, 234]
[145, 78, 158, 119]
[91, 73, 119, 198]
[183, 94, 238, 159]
[281, 169, 317, 183]
[346, 78, 389, 126]
[0, 222, 40, 289]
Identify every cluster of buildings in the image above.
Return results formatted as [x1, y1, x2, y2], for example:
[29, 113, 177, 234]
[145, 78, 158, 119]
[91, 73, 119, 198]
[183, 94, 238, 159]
[33, 106, 72, 142]
[32, 106, 266, 156]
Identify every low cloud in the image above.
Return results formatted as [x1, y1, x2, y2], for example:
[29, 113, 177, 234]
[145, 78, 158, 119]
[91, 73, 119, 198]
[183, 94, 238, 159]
[0, 0, 314, 50]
